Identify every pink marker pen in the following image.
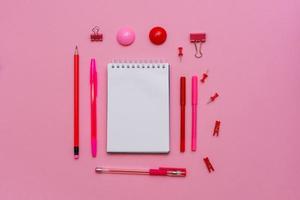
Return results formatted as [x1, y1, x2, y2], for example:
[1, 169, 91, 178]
[191, 76, 198, 151]
[90, 59, 97, 157]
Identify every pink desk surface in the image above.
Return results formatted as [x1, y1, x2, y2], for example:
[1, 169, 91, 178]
[0, 0, 300, 199]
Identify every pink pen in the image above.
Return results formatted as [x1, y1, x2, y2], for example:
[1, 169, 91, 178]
[191, 76, 198, 151]
[90, 59, 97, 157]
[95, 167, 186, 177]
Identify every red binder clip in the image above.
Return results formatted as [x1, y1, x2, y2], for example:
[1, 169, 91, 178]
[213, 120, 221, 136]
[200, 71, 208, 83]
[190, 33, 206, 58]
[90, 26, 103, 42]
[207, 92, 219, 104]
[203, 157, 215, 173]
[178, 47, 183, 61]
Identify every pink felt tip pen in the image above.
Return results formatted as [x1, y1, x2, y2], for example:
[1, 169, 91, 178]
[90, 58, 97, 157]
[191, 76, 198, 151]
[95, 167, 187, 177]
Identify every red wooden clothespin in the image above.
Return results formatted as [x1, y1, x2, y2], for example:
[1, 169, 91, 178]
[203, 157, 215, 173]
[207, 92, 219, 104]
[213, 120, 221, 136]
[90, 26, 103, 42]
[200, 71, 208, 83]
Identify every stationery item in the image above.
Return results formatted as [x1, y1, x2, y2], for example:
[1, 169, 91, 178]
[95, 167, 186, 177]
[207, 92, 219, 104]
[213, 120, 221, 136]
[191, 76, 198, 151]
[203, 157, 215, 173]
[74, 46, 79, 159]
[149, 26, 167, 45]
[90, 59, 98, 157]
[90, 26, 103, 42]
[190, 33, 206, 58]
[116, 27, 135, 46]
[178, 47, 183, 61]
[107, 61, 170, 153]
[200, 71, 208, 83]
[180, 77, 186, 152]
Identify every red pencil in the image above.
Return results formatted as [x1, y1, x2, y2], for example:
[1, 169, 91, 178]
[74, 46, 79, 159]
[180, 77, 186, 152]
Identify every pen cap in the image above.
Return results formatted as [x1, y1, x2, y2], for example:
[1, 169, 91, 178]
[192, 76, 198, 105]
[149, 167, 187, 177]
[180, 77, 186, 106]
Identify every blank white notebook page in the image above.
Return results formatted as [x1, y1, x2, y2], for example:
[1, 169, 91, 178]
[107, 62, 170, 153]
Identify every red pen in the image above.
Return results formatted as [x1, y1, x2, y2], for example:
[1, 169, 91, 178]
[180, 77, 186, 152]
[74, 46, 79, 159]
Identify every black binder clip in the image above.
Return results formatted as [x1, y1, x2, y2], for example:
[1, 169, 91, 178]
[90, 26, 103, 42]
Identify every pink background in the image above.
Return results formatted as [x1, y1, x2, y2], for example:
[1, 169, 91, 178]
[0, 0, 300, 199]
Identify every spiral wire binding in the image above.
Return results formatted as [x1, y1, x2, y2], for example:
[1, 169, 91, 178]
[109, 60, 168, 69]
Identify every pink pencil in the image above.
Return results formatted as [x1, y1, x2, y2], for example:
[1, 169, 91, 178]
[191, 76, 198, 151]
[90, 58, 97, 157]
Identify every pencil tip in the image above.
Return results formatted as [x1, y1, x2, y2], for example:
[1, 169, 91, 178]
[74, 46, 78, 54]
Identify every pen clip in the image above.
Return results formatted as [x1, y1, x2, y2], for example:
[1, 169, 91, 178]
[93, 69, 97, 98]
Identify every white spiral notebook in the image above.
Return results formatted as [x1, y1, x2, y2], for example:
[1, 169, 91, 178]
[107, 61, 170, 153]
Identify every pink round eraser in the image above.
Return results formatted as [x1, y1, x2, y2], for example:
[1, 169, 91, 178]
[116, 27, 135, 46]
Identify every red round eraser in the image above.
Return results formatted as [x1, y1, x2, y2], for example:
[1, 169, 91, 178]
[149, 26, 167, 45]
